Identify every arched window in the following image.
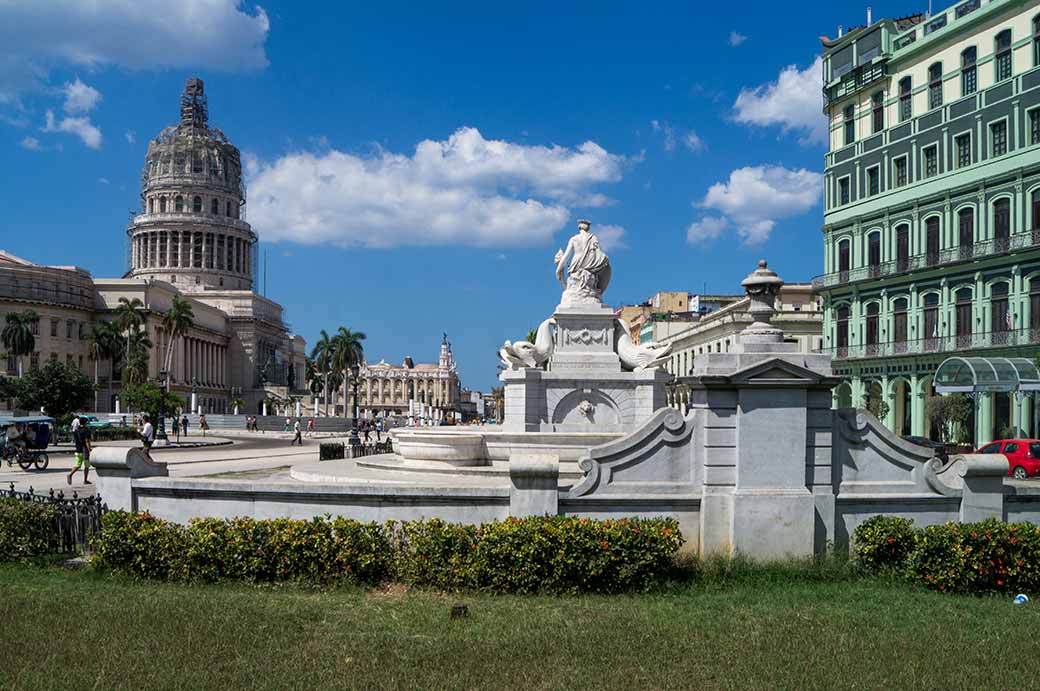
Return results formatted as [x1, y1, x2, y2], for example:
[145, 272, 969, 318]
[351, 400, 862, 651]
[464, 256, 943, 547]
[896, 223, 910, 271]
[148, 198, 154, 214]
[924, 293, 940, 350]
[1031, 279, 1040, 331]
[955, 288, 973, 345]
[211, 198, 219, 215]
[837, 238, 851, 279]
[1032, 189, 1040, 240]
[159, 196, 167, 213]
[991, 282, 1011, 338]
[993, 198, 1011, 250]
[899, 77, 912, 122]
[995, 29, 1013, 81]
[893, 298, 909, 352]
[961, 47, 977, 96]
[871, 91, 884, 133]
[926, 216, 941, 265]
[843, 104, 855, 146]
[958, 208, 975, 259]
[175, 195, 184, 212]
[928, 62, 943, 109]
[192, 196, 202, 213]
[226, 201, 233, 217]
[836, 306, 850, 356]
[865, 302, 881, 353]
[867, 232, 882, 276]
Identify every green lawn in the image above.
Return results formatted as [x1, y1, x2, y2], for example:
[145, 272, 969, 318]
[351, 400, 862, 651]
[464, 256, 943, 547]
[1, 563, 1036, 690]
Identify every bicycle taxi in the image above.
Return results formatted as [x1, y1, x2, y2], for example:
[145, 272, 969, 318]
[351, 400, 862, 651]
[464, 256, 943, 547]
[0, 416, 54, 470]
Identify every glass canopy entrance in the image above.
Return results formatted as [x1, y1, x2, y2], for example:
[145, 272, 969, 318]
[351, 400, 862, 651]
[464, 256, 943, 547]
[933, 357, 1040, 394]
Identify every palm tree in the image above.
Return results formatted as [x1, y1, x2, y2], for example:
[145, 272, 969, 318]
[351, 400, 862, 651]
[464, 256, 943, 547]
[1, 309, 38, 377]
[310, 330, 335, 416]
[115, 296, 145, 368]
[333, 327, 366, 418]
[230, 396, 246, 415]
[122, 328, 153, 386]
[87, 320, 121, 411]
[160, 295, 194, 380]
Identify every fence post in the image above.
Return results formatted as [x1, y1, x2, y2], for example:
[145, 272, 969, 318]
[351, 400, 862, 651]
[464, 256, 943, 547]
[957, 454, 1008, 522]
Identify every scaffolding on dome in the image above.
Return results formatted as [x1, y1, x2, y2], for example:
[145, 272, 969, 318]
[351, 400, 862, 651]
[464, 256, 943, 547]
[933, 356, 1040, 394]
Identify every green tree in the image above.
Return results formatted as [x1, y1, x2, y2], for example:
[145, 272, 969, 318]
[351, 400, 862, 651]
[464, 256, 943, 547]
[525, 329, 537, 344]
[160, 295, 195, 379]
[121, 382, 183, 423]
[926, 394, 974, 445]
[87, 320, 122, 412]
[14, 360, 93, 423]
[115, 296, 145, 365]
[1, 309, 38, 377]
[310, 330, 335, 417]
[862, 390, 890, 422]
[333, 327, 366, 418]
[122, 328, 153, 387]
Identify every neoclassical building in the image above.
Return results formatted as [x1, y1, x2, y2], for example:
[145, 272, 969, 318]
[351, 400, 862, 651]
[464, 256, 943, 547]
[350, 338, 461, 422]
[1, 78, 307, 415]
[816, 0, 1040, 445]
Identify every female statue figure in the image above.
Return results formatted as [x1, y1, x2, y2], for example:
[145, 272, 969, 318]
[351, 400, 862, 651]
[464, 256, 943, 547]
[554, 220, 611, 306]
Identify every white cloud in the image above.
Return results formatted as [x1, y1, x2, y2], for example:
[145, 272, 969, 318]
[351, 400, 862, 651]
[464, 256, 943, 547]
[651, 120, 704, 155]
[124, 130, 136, 144]
[683, 131, 705, 153]
[594, 224, 627, 251]
[692, 165, 822, 245]
[247, 127, 626, 248]
[98, 177, 109, 184]
[733, 56, 827, 146]
[43, 109, 101, 149]
[0, 0, 270, 102]
[729, 31, 748, 47]
[686, 217, 729, 244]
[62, 77, 100, 113]
[19, 136, 41, 150]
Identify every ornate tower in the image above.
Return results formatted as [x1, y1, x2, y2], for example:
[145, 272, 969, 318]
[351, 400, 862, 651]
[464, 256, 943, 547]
[126, 78, 256, 292]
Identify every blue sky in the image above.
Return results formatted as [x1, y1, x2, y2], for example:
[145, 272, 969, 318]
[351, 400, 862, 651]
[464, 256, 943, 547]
[0, 1, 912, 391]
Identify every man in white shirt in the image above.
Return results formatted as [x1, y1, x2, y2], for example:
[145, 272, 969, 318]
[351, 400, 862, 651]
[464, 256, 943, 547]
[291, 419, 302, 446]
[141, 414, 155, 455]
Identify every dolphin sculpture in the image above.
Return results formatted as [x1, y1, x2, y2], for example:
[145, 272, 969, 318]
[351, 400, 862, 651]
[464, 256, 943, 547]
[615, 319, 672, 371]
[499, 317, 555, 369]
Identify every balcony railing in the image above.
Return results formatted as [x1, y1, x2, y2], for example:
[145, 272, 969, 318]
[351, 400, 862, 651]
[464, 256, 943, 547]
[823, 327, 1040, 360]
[813, 231, 1040, 290]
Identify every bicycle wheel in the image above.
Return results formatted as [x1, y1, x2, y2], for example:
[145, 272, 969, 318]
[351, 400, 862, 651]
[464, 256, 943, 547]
[16, 453, 33, 471]
[34, 453, 49, 470]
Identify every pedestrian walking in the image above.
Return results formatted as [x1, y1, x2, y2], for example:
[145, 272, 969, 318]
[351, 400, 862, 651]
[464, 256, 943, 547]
[363, 423, 371, 443]
[172, 416, 180, 440]
[307, 418, 315, 436]
[375, 419, 383, 442]
[67, 416, 92, 485]
[181, 414, 190, 436]
[199, 414, 208, 437]
[283, 417, 291, 433]
[291, 419, 302, 446]
[141, 414, 155, 457]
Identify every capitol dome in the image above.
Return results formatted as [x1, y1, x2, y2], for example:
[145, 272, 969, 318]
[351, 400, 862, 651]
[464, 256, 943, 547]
[126, 77, 256, 292]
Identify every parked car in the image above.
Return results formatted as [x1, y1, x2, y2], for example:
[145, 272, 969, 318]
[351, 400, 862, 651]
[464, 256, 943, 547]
[973, 439, 1040, 480]
[72, 414, 113, 429]
[901, 435, 948, 461]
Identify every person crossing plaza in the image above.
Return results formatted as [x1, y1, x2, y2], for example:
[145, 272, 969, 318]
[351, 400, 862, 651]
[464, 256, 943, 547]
[291, 419, 302, 446]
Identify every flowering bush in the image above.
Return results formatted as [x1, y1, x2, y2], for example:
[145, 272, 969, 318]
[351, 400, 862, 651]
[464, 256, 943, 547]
[852, 515, 917, 573]
[91, 512, 684, 593]
[906, 519, 1040, 594]
[0, 498, 59, 561]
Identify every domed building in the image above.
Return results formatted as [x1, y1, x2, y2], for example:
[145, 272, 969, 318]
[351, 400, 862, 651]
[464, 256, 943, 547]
[1, 78, 307, 416]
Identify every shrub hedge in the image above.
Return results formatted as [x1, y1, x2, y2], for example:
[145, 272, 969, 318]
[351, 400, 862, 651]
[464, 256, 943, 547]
[853, 516, 1040, 594]
[91, 512, 684, 593]
[0, 498, 59, 561]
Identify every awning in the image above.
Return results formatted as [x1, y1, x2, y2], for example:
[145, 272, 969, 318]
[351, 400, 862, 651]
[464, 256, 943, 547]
[933, 356, 1040, 394]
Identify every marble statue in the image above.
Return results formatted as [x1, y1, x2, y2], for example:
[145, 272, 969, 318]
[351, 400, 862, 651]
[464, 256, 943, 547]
[499, 317, 555, 369]
[555, 220, 611, 306]
[615, 319, 671, 371]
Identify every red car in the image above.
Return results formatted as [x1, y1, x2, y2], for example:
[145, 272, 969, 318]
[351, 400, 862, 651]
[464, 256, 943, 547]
[974, 439, 1040, 480]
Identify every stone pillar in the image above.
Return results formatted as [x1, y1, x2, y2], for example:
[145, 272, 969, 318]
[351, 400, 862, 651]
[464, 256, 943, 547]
[958, 454, 1008, 521]
[509, 454, 559, 517]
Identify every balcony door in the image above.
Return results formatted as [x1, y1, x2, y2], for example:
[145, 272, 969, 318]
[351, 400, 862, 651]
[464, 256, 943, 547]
[838, 239, 850, 282]
[991, 282, 1010, 345]
[959, 208, 974, 259]
[865, 302, 880, 355]
[993, 198, 1010, 252]
[867, 233, 881, 277]
[896, 225, 910, 272]
[956, 288, 973, 347]
[924, 294, 940, 351]
[893, 298, 908, 353]
[1033, 190, 1040, 244]
[836, 306, 850, 357]
[926, 217, 941, 266]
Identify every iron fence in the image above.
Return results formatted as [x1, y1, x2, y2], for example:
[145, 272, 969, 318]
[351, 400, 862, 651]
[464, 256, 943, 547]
[1, 483, 106, 555]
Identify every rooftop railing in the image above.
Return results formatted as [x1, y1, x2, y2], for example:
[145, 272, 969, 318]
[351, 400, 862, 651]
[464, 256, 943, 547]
[812, 230, 1040, 290]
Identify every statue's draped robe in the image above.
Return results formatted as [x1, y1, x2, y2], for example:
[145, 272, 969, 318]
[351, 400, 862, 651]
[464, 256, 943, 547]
[567, 233, 611, 292]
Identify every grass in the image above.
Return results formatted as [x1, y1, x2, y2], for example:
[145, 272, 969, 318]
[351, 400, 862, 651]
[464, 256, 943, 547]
[1, 559, 1037, 690]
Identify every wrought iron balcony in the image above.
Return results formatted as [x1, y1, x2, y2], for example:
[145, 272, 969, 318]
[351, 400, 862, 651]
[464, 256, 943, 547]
[821, 327, 1040, 361]
[813, 231, 1040, 290]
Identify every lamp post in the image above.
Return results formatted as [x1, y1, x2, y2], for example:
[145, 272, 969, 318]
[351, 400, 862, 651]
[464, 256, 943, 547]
[349, 362, 361, 446]
[158, 369, 169, 441]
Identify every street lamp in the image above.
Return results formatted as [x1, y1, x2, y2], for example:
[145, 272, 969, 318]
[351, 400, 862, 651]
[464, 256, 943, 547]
[158, 369, 169, 441]
[349, 362, 361, 446]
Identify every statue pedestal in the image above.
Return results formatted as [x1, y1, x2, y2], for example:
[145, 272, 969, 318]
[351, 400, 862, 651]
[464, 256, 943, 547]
[501, 304, 668, 434]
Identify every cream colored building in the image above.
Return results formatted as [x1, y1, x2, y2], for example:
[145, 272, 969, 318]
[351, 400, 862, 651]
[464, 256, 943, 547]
[0, 78, 307, 415]
[662, 284, 824, 409]
[350, 338, 461, 422]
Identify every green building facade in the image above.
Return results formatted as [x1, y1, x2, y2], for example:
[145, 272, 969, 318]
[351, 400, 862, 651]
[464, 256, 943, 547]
[817, 0, 1040, 445]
